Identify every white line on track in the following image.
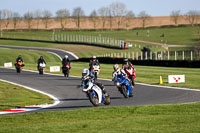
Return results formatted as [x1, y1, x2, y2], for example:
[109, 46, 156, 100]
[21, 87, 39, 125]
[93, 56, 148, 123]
[0, 78, 60, 115]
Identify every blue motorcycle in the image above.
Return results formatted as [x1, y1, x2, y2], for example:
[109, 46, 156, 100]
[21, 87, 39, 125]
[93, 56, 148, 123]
[114, 74, 133, 98]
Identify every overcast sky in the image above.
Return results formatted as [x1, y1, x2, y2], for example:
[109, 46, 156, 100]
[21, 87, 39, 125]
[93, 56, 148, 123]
[1, 0, 199, 16]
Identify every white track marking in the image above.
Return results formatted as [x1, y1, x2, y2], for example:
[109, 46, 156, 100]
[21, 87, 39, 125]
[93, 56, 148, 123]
[0, 79, 60, 115]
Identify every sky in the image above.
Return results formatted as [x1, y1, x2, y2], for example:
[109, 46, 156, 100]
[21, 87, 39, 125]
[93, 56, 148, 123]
[0, 0, 200, 16]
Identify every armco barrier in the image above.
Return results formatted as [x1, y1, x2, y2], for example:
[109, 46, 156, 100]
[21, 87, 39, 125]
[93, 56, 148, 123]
[74, 57, 200, 68]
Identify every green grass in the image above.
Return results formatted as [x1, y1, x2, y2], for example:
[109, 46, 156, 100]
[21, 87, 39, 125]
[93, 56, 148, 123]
[0, 81, 53, 110]
[0, 48, 61, 71]
[2, 26, 200, 45]
[0, 103, 200, 133]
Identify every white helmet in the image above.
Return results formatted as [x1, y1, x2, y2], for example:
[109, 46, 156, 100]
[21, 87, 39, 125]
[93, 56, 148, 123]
[65, 55, 68, 59]
[92, 56, 96, 59]
[113, 64, 119, 71]
[82, 68, 89, 78]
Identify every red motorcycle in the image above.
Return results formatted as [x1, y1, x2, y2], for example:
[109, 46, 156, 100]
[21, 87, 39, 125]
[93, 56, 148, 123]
[62, 63, 71, 77]
[91, 63, 100, 82]
[125, 67, 136, 86]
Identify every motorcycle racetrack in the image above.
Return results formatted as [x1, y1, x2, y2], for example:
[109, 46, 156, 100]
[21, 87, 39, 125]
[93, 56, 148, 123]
[1, 45, 200, 113]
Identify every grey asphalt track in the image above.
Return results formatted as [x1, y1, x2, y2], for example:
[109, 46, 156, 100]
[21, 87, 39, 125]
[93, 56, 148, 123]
[1, 45, 200, 112]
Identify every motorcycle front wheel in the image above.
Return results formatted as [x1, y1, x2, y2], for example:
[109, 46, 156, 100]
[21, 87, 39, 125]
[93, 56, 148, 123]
[88, 90, 99, 106]
[16, 68, 21, 73]
[121, 85, 129, 98]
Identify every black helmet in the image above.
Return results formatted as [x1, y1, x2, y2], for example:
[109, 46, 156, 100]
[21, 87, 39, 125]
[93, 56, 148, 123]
[40, 56, 43, 59]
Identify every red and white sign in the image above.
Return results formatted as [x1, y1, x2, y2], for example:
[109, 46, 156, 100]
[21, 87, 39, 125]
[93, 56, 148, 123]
[168, 75, 185, 83]
[50, 66, 60, 72]
[4, 62, 12, 68]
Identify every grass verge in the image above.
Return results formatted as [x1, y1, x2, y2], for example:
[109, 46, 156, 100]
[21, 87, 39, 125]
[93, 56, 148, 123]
[0, 103, 200, 133]
[0, 81, 53, 110]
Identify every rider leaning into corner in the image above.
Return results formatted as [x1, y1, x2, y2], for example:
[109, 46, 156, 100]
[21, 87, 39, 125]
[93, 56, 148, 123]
[81, 68, 107, 95]
[37, 56, 46, 69]
[122, 58, 136, 86]
[89, 56, 100, 71]
[62, 55, 71, 68]
[112, 64, 133, 97]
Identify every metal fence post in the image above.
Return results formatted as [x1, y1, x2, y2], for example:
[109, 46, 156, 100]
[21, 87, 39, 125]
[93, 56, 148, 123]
[168, 51, 170, 60]
[175, 51, 177, 60]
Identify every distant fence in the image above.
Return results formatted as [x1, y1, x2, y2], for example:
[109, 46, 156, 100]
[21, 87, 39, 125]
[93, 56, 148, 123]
[99, 50, 200, 61]
[50, 34, 132, 49]
[0, 32, 133, 49]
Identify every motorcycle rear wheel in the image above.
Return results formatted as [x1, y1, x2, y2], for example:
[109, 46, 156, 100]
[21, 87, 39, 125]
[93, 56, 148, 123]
[104, 96, 111, 105]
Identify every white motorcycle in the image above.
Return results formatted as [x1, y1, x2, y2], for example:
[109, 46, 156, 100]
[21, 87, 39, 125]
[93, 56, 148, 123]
[82, 81, 110, 106]
[91, 63, 100, 82]
[38, 63, 46, 75]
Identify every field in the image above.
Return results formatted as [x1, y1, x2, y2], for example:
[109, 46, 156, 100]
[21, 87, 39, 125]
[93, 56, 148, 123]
[0, 26, 200, 132]
[0, 103, 200, 133]
[1, 26, 200, 46]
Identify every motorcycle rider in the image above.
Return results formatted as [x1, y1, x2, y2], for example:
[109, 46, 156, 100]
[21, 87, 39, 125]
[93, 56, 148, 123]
[122, 58, 134, 70]
[81, 68, 107, 95]
[62, 55, 71, 69]
[37, 56, 46, 70]
[122, 58, 135, 86]
[89, 56, 100, 71]
[16, 55, 23, 63]
[15, 55, 24, 66]
[112, 64, 133, 97]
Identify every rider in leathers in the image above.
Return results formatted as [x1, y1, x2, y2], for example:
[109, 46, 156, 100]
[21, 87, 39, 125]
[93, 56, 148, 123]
[15, 55, 24, 67]
[81, 68, 107, 95]
[37, 56, 46, 70]
[122, 58, 135, 86]
[89, 56, 100, 71]
[62, 55, 71, 69]
[112, 64, 133, 97]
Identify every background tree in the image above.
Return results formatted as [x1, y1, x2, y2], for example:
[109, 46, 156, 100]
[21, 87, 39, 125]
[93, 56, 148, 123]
[109, 2, 127, 29]
[0, 10, 2, 30]
[42, 10, 52, 29]
[56, 9, 70, 30]
[90, 10, 99, 29]
[24, 11, 33, 30]
[185, 10, 199, 26]
[12, 12, 21, 30]
[33, 10, 42, 29]
[98, 7, 109, 30]
[138, 11, 150, 28]
[125, 10, 135, 30]
[170, 10, 181, 26]
[72, 7, 85, 30]
[2, 9, 12, 30]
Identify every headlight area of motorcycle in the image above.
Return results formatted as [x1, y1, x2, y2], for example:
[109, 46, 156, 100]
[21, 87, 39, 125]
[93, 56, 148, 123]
[116, 82, 121, 87]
